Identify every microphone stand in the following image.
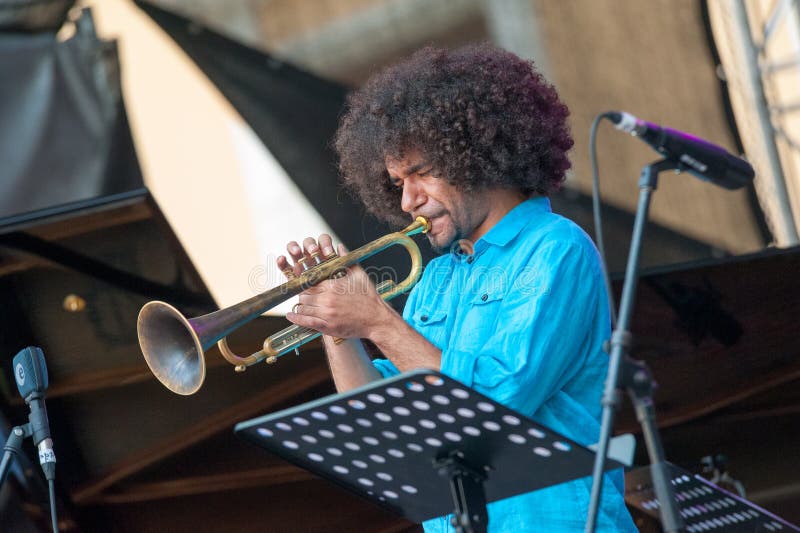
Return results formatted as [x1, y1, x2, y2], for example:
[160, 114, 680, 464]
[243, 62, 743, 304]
[1, 424, 59, 532]
[584, 159, 685, 533]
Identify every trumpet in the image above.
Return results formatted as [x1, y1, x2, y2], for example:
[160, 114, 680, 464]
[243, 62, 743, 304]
[137, 217, 430, 395]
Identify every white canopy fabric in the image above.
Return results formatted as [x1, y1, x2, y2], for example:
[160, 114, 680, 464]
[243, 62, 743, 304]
[92, 0, 338, 314]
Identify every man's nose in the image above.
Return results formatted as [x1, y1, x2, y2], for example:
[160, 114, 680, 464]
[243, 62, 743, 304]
[400, 178, 425, 213]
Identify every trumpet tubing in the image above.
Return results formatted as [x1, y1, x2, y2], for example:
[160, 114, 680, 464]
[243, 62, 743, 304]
[137, 217, 429, 395]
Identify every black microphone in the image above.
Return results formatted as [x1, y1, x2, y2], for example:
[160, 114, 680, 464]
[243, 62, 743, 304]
[609, 111, 754, 190]
[12, 347, 56, 481]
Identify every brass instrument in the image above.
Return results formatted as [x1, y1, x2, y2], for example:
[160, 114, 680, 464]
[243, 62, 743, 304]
[137, 217, 430, 395]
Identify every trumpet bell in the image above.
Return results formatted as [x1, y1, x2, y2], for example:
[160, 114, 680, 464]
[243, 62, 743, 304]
[138, 301, 206, 395]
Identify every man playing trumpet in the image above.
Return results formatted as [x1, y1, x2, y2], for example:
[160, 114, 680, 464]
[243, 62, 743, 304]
[277, 44, 636, 533]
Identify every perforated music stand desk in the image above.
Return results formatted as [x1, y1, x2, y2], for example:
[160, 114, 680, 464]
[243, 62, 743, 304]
[235, 369, 623, 529]
[626, 462, 800, 532]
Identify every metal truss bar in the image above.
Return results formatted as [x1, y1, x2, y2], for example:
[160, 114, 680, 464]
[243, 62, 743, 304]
[723, 1, 799, 243]
[761, 52, 800, 73]
[774, 126, 800, 150]
[761, 0, 798, 48]
[770, 102, 800, 114]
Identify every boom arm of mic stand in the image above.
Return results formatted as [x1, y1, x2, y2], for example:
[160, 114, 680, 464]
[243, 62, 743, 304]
[584, 159, 686, 533]
[0, 424, 32, 487]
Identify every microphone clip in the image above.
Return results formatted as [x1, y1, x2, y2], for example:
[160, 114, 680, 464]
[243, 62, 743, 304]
[1, 423, 33, 486]
[638, 158, 683, 190]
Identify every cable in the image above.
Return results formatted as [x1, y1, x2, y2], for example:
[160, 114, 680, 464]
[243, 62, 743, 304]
[48, 478, 59, 533]
[590, 112, 619, 327]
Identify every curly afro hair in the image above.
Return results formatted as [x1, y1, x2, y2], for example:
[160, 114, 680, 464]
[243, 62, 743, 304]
[333, 43, 574, 226]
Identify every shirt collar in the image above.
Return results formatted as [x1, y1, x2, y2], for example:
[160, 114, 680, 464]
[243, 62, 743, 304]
[478, 196, 551, 248]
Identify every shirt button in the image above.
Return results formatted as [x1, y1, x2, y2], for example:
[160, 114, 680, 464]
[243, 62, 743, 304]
[467, 256, 474, 264]
[420, 315, 429, 322]
[481, 293, 488, 302]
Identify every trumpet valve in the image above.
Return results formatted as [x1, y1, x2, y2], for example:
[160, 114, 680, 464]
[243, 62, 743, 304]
[266, 356, 278, 364]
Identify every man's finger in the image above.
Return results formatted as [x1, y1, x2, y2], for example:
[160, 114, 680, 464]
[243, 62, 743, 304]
[286, 311, 328, 332]
[276, 255, 294, 279]
[318, 234, 335, 258]
[303, 237, 321, 264]
[286, 240, 304, 265]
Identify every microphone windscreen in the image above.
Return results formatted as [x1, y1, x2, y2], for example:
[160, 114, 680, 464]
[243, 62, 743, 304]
[12, 346, 49, 400]
[722, 153, 755, 190]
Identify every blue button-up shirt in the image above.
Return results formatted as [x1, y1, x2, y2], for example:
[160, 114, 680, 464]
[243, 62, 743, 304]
[374, 197, 636, 532]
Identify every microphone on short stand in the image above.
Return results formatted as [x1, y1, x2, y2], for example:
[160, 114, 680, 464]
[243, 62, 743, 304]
[608, 111, 755, 190]
[12, 347, 56, 482]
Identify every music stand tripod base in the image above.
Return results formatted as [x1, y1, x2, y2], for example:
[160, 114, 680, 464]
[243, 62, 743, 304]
[235, 369, 623, 529]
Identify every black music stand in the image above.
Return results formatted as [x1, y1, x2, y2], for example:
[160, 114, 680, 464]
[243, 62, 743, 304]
[626, 462, 800, 533]
[235, 369, 624, 532]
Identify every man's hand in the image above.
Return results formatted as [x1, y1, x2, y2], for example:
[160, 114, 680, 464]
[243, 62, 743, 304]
[276, 234, 336, 278]
[276, 236, 395, 340]
[275, 233, 442, 377]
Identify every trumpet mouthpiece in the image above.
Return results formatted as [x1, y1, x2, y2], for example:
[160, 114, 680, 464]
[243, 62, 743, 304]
[417, 216, 431, 233]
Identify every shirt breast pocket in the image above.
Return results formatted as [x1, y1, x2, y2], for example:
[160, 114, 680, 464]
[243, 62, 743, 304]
[411, 308, 448, 349]
[455, 290, 505, 348]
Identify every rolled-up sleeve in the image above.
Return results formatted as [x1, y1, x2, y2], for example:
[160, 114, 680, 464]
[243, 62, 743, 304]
[373, 358, 401, 378]
[371, 275, 423, 378]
